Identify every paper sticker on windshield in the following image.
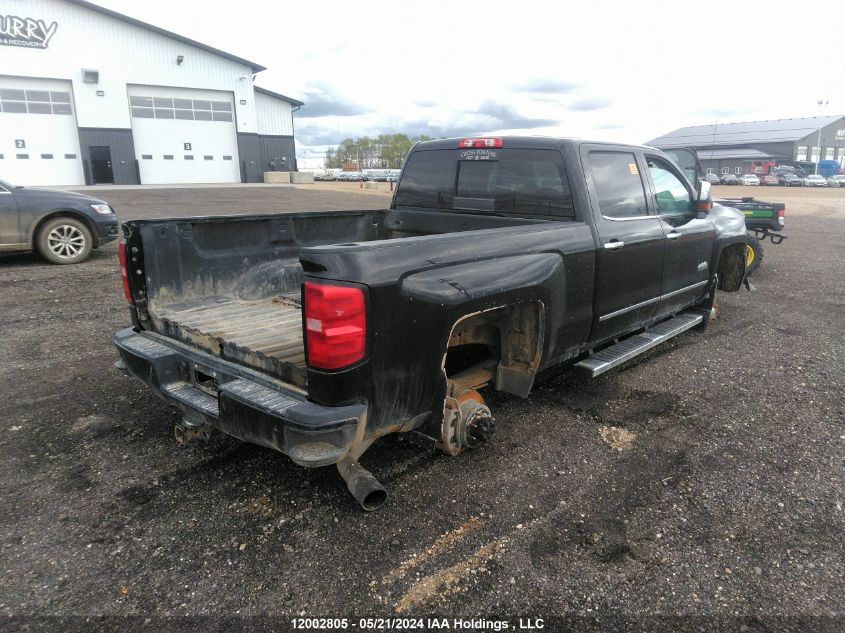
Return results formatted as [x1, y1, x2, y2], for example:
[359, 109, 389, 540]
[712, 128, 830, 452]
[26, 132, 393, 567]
[628, 163, 639, 175]
[461, 149, 497, 161]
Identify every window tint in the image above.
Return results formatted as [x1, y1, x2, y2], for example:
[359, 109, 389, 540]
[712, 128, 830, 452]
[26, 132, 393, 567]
[395, 148, 573, 218]
[394, 151, 457, 208]
[647, 158, 692, 215]
[2, 101, 27, 113]
[588, 151, 648, 218]
[26, 90, 50, 102]
[0, 89, 25, 100]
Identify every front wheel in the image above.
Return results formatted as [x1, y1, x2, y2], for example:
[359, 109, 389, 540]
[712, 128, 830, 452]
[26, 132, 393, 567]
[746, 234, 763, 276]
[37, 217, 93, 264]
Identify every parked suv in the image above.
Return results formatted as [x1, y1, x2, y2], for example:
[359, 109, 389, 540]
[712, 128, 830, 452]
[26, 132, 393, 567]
[0, 178, 119, 264]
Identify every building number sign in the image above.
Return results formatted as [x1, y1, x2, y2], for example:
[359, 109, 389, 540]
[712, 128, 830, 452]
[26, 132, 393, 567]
[184, 143, 192, 151]
[15, 139, 25, 148]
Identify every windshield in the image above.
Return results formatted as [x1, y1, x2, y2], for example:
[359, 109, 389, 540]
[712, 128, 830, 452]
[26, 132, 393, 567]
[395, 148, 575, 219]
[0, 178, 15, 190]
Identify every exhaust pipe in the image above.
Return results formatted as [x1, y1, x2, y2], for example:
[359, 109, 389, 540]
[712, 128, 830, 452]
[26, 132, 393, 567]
[337, 456, 387, 511]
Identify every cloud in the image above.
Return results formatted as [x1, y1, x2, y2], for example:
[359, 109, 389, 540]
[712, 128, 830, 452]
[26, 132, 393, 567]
[511, 78, 581, 94]
[296, 83, 372, 118]
[597, 122, 625, 129]
[414, 99, 438, 107]
[295, 124, 353, 146]
[475, 100, 558, 130]
[567, 96, 612, 111]
[691, 106, 752, 118]
[296, 100, 558, 147]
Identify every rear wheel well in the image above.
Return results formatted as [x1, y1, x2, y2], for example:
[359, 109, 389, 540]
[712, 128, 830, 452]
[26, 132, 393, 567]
[32, 210, 99, 250]
[717, 242, 746, 292]
[444, 302, 543, 398]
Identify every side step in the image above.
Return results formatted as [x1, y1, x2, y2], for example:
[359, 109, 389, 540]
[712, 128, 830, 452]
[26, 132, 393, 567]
[574, 312, 704, 378]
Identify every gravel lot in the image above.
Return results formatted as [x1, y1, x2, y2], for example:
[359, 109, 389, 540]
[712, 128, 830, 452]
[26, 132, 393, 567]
[1, 184, 842, 631]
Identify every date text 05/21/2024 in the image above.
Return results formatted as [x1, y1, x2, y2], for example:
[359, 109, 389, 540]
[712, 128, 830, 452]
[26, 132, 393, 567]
[290, 617, 546, 630]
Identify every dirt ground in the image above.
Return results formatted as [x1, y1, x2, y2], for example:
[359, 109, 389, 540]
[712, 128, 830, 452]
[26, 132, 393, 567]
[0, 184, 843, 631]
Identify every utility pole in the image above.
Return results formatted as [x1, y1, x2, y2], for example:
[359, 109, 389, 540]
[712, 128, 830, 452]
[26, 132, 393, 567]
[816, 99, 829, 175]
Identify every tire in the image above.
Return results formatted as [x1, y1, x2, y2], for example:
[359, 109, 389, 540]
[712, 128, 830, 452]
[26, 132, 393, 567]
[36, 217, 93, 264]
[745, 234, 763, 276]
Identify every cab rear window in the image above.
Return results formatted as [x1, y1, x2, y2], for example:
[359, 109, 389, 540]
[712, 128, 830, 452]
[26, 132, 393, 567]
[395, 148, 574, 219]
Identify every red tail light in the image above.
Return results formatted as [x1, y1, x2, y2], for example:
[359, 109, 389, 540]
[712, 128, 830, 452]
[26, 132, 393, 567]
[118, 242, 132, 304]
[777, 207, 785, 227]
[458, 137, 503, 148]
[304, 282, 366, 370]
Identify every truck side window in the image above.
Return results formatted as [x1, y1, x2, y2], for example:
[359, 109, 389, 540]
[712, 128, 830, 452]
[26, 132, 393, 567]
[647, 158, 693, 215]
[588, 152, 648, 219]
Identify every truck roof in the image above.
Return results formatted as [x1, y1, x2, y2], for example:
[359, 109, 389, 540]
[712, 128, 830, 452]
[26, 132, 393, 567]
[412, 136, 653, 152]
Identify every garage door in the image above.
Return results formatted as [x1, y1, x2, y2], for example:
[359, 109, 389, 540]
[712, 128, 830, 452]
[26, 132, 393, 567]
[0, 77, 84, 186]
[128, 85, 240, 184]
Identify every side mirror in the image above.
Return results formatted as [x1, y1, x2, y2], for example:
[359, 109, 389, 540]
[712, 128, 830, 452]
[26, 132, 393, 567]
[696, 180, 712, 216]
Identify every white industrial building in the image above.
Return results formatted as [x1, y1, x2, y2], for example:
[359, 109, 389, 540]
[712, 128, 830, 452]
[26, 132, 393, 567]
[0, 0, 303, 185]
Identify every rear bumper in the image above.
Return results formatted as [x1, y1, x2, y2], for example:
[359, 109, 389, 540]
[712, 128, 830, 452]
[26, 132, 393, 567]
[114, 328, 364, 467]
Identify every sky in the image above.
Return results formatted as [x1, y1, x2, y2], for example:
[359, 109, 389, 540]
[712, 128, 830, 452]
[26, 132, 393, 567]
[97, 0, 844, 167]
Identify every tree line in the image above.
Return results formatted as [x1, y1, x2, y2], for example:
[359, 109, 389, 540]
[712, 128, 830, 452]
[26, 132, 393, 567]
[324, 133, 433, 169]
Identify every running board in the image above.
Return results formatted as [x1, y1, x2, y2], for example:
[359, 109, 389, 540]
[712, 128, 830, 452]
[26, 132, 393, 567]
[574, 312, 704, 378]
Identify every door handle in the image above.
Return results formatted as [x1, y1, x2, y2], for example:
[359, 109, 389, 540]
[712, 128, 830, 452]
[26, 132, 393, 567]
[666, 231, 680, 240]
[603, 240, 624, 251]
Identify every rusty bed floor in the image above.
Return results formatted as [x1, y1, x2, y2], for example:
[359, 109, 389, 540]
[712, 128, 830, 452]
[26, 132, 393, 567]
[153, 296, 306, 368]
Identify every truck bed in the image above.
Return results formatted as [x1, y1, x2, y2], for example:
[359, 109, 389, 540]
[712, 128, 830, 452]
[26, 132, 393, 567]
[154, 294, 307, 385]
[129, 209, 547, 387]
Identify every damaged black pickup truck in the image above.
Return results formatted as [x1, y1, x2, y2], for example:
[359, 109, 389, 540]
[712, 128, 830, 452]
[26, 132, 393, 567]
[114, 137, 749, 510]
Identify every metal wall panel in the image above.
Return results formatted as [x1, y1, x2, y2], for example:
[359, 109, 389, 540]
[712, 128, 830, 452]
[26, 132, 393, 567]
[258, 135, 297, 174]
[255, 92, 294, 136]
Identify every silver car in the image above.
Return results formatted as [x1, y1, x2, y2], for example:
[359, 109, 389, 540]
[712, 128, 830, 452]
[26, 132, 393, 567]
[827, 175, 845, 188]
[739, 174, 760, 185]
[803, 175, 828, 187]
